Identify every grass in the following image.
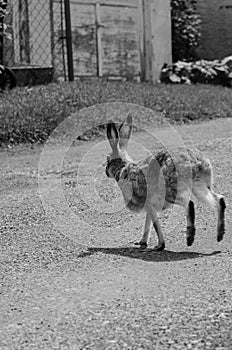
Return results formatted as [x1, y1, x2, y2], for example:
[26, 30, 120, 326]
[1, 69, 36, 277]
[0, 79, 232, 145]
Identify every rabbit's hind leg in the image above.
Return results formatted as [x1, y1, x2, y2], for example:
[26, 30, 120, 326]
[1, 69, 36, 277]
[193, 184, 226, 242]
[213, 193, 226, 242]
[186, 200, 196, 246]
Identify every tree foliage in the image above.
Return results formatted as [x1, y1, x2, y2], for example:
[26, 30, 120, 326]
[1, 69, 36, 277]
[0, 1, 7, 21]
[171, 0, 201, 62]
[0, 0, 8, 39]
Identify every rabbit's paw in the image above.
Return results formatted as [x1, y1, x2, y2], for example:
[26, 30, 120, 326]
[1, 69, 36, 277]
[134, 241, 148, 249]
[186, 226, 196, 246]
[217, 223, 225, 242]
[154, 242, 165, 251]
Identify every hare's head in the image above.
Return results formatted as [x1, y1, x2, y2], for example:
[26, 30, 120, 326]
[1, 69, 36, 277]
[106, 114, 133, 179]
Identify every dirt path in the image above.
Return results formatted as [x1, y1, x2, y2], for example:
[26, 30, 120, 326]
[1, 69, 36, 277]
[0, 119, 232, 349]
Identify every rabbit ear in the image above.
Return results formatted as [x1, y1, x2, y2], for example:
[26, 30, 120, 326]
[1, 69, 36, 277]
[107, 120, 119, 150]
[119, 114, 133, 150]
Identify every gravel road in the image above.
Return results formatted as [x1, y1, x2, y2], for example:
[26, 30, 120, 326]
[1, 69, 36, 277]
[0, 118, 232, 350]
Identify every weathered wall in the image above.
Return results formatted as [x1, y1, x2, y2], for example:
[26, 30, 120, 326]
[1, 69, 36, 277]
[66, 0, 140, 77]
[53, 0, 172, 80]
[196, 0, 232, 60]
[100, 4, 140, 77]
[151, 0, 172, 80]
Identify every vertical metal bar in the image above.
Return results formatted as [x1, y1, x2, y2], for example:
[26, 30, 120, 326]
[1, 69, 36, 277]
[0, 16, 3, 64]
[0, 0, 8, 64]
[19, 0, 30, 64]
[143, 0, 152, 82]
[95, 2, 103, 77]
[49, 0, 56, 81]
[137, 0, 145, 82]
[64, 0, 74, 81]
[60, 0, 67, 81]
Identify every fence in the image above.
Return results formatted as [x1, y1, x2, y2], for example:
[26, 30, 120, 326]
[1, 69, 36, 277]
[2, 0, 172, 84]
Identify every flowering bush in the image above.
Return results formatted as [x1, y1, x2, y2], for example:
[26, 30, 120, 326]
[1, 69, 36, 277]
[160, 56, 232, 87]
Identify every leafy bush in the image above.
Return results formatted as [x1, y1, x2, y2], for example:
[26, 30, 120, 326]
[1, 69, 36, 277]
[171, 0, 201, 62]
[0, 0, 10, 40]
[161, 56, 232, 87]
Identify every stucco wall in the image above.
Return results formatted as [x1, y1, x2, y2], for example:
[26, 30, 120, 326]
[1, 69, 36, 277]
[196, 0, 232, 60]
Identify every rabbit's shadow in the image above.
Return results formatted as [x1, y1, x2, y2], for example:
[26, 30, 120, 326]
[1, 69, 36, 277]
[78, 246, 221, 262]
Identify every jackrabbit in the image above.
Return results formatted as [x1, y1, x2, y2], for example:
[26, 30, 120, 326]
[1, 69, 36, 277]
[105, 114, 226, 251]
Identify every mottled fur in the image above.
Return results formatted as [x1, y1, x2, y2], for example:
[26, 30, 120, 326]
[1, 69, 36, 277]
[106, 115, 226, 250]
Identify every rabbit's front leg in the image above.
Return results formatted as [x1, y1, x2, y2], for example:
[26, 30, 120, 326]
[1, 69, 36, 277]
[149, 206, 165, 251]
[134, 212, 151, 248]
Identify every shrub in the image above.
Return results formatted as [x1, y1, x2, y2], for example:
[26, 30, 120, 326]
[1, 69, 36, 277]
[171, 0, 201, 62]
[0, 0, 10, 40]
[160, 56, 232, 87]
